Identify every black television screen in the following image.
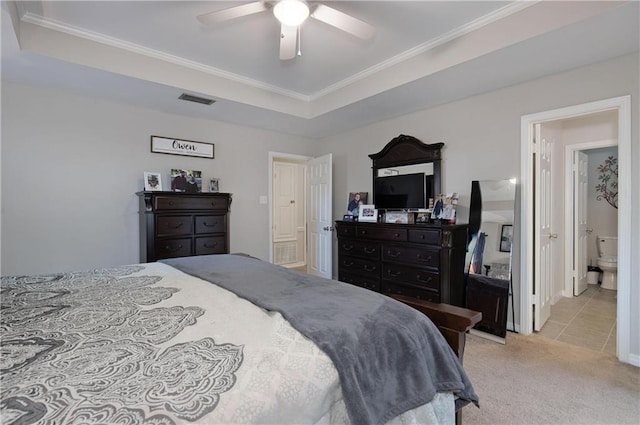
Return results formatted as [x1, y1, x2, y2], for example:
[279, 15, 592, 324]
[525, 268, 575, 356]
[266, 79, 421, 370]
[374, 173, 427, 210]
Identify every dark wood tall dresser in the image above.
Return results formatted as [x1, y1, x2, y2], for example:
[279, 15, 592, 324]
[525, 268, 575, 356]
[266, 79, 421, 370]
[137, 191, 231, 262]
[336, 221, 468, 307]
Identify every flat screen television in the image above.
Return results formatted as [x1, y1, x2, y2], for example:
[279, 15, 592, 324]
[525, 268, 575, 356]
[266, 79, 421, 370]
[374, 172, 428, 210]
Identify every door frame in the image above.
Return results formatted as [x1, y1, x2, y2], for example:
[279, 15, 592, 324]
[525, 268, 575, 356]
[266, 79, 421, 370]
[520, 95, 631, 364]
[268, 152, 312, 264]
[563, 139, 617, 298]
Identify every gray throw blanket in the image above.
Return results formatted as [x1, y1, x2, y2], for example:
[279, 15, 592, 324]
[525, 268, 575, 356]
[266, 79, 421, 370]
[162, 254, 478, 425]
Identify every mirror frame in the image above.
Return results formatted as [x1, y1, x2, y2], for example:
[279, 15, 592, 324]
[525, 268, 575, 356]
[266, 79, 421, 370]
[369, 134, 443, 206]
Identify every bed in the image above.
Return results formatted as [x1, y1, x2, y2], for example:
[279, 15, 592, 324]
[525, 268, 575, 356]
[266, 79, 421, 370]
[1, 254, 478, 424]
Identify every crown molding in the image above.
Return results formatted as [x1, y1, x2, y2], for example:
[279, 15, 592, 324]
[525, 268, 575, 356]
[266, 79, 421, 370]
[20, 11, 311, 102]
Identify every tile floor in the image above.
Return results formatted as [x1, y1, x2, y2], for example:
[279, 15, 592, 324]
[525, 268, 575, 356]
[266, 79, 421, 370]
[538, 284, 617, 355]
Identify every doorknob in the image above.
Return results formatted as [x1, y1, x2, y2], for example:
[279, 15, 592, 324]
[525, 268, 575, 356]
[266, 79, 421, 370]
[323, 226, 334, 231]
[586, 228, 593, 234]
[548, 233, 558, 239]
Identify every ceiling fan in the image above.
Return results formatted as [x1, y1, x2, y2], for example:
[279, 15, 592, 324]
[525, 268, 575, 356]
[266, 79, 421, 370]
[197, 0, 375, 60]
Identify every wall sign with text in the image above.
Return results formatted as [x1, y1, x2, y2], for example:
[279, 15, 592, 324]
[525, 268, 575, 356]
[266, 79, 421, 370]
[150, 136, 214, 159]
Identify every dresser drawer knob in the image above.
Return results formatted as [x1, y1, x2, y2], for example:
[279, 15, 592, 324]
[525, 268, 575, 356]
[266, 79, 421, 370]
[387, 270, 401, 278]
[417, 254, 432, 262]
[344, 261, 354, 267]
[363, 265, 376, 272]
[360, 230, 367, 235]
[417, 275, 433, 284]
[168, 222, 184, 229]
[203, 221, 218, 227]
[343, 244, 354, 251]
[394, 233, 400, 238]
[364, 247, 376, 254]
[204, 242, 218, 248]
[388, 250, 400, 258]
[164, 244, 183, 252]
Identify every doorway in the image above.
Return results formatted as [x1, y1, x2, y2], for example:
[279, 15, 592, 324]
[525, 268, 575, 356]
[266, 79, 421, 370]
[268, 152, 333, 279]
[520, 96, 632, 364]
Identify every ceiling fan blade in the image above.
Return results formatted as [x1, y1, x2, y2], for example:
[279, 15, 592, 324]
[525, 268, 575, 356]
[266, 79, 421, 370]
[279, 24, 297, 60]
[197, 2, 269, 26]
[310, 4, 375, 40]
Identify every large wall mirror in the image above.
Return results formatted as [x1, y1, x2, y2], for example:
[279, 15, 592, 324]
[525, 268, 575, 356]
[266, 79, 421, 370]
[465, 179, 516, 341]
[467, 179, 517, 279]
[369, 134, 443, 208]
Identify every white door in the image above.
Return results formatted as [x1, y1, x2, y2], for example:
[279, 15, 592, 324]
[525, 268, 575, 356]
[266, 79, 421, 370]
[307, 154, 332, 278]
[273, 161, 303, 266]
[573, 151, 589, 295]
[534, 124, 553, 331]
[273, 161, 296, 241]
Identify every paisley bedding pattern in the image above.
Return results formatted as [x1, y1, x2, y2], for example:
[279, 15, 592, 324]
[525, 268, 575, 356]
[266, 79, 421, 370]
[1, 261, 457, 425]
[1, 266, 243, 424]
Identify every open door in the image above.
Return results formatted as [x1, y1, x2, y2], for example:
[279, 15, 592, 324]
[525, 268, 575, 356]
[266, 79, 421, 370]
[573, 151, 589, 295]
[307, 154, 332, 278]
[534, 123, 553, 331]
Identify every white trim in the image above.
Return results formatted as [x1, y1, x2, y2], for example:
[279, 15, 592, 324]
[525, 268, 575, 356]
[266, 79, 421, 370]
[521, 95, 632, 365]
[21, 12, 311, 102]
[268, 152, 312, 264]
[563, 140, 617, 298]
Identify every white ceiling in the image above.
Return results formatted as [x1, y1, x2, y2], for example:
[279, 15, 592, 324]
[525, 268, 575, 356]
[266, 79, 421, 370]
[2, 1, 638, 138]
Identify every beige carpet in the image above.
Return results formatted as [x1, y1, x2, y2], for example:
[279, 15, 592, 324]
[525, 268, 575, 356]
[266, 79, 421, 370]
[461, 333, 640, 425]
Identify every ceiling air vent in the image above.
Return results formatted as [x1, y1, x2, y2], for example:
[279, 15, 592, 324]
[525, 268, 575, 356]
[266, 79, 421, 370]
[179, 93, 215, 105]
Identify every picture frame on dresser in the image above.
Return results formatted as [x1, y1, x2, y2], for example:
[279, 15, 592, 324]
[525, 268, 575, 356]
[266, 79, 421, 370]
[144, 172, 162, 191]
[209, 178, 220, 193]
[358, 204, 378, 222]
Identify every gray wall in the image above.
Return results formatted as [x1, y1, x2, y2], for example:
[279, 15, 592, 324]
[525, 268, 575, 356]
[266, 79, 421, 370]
[1, 81, 315, 274]
[320, 53, 639, 358]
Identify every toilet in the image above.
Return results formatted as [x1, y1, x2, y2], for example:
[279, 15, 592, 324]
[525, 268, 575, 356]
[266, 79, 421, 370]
[597, 236, 618, 291]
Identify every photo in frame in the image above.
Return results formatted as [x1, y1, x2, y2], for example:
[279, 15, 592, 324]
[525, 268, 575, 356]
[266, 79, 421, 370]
[209, 178, 220, 193]
[500, 224, 513, 252]
[170, 169, 202, 192]
[358, 204, 378, 222]
[144, 172, 162, 191]
[346, 192, 368, 216]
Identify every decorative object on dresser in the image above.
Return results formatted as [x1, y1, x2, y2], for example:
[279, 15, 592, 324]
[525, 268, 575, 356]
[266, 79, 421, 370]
[336, 221, 469, 306]
[143, 172, 163, 191]
[209, 178, 220, 193]
[346, 191, 368, 216]
[137, 191, 231, 262]
[357, 204, 377, 222]
[171, 169, 202, 192]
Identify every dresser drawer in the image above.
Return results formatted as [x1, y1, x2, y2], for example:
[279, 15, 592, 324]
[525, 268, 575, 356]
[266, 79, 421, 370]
[382, 263, 440, 290]
[155, 196, 229, 211]
[195, 215, 226, 234]
[338, 239, 380, 260]
[339, 273, 380, 292]
[356, 227, 407, 242]
[195, 236, 226, 255]
[382, 244, 440, 268]
[408, 229, 441, 245]
[338, 256, 380, 278]
[381, 281, 440, 303]
[156, 216, 192, 237]
[155, 238, 191, 259]
[336, 224, 356, 238]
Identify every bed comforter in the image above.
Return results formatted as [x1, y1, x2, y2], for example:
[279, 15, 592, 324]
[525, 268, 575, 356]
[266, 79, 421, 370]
[1, 256, 472, 424]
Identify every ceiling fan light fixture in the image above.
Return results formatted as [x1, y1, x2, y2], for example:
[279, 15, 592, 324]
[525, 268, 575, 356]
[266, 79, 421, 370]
[273, 0, 309, 27]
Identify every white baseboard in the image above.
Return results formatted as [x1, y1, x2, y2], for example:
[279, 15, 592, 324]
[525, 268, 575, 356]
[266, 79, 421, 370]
[627, 353, 640, 367]
[469, 329, 506, 345]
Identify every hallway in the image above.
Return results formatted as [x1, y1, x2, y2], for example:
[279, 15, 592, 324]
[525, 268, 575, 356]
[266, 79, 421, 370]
[538, 284, 617, 355]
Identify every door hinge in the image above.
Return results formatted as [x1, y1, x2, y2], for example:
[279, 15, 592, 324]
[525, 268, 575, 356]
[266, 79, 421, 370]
[532, 294, 540, 305]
